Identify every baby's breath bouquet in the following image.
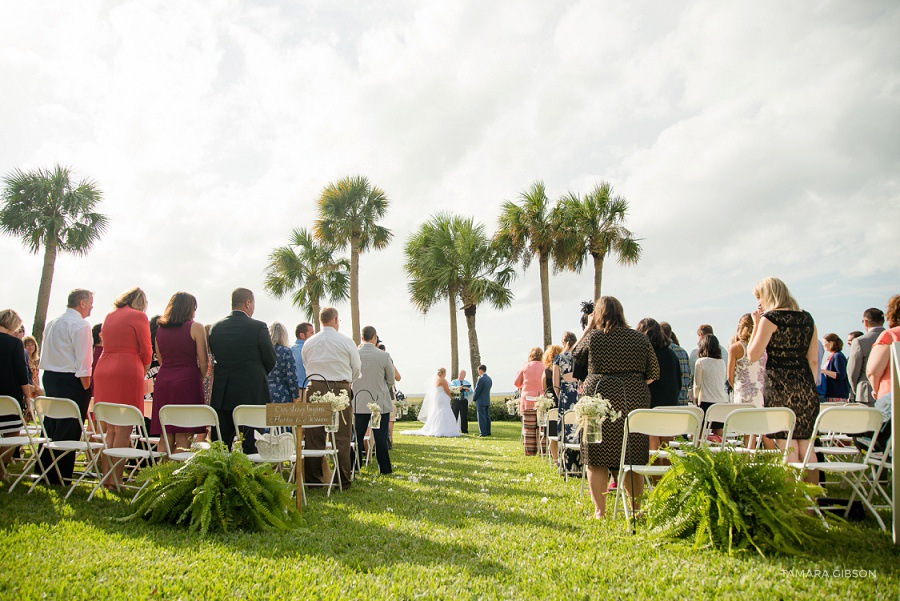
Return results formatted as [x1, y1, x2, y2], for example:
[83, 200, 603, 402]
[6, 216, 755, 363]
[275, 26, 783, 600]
[505, 397, 518, 416]
[394, 396, 410, 417]
[573, 394, 621, 443]
[450, 385, 463, 398]
[310, 390, 351, 431]
[368, 402, 382, 428]
[533, 392, 556, 416]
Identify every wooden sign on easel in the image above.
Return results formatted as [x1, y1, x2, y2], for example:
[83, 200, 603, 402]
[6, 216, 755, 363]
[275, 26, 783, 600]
[265, 402, 333, 513]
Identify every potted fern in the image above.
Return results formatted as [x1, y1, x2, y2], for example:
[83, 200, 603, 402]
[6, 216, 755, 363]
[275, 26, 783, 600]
[121, 442, 302, 535]
[643, 444, 831, 556]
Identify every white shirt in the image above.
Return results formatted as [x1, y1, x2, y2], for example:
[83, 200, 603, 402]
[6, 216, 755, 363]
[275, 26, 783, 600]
[693, 357, 729, 404]
[38, 308, 93, 378]
[300, 326, 361, 382]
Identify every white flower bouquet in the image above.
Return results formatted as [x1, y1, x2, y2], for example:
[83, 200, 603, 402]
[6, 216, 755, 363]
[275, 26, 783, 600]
[310, 390, 351, 431]
[533, 393, 556, 415]
[505, 397, 518, 416]
[450, 386, 462, 397]
[368, 402, 382, 428]
[573, 394, 622, 443]
[394, 396, 410, 417]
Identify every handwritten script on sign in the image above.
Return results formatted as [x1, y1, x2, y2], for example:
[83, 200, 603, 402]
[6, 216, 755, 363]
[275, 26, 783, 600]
[265, 403, 333, 426]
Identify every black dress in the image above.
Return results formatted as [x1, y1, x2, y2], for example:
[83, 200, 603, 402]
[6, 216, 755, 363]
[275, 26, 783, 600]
[0, 333, 28, 434]
[762, 310, 819, 439]
[573, 327, 660, 469]
[648, 346, 681, 407]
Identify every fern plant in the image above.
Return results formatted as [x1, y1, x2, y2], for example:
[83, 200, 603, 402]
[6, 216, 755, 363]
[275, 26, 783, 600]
[121, 442, 302, 535]
[643, 445, 830, 557]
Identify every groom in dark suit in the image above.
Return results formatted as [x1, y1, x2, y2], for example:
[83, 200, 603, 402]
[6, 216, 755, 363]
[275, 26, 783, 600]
[473, 364, 493, 436]
[208, 288, 277, 454]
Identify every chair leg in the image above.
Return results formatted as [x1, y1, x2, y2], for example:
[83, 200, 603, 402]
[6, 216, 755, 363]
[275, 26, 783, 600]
[65, 449, 99, 500]
[844, 472, 886, 531]
[29, 449, 69, 493]
[87, 456, 117, 502]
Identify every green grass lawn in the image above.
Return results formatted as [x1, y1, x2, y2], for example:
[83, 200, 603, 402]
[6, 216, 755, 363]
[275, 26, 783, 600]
[1, 422, 897, 600]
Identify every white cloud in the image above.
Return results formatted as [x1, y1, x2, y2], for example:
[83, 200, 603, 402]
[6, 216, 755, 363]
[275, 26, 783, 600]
[1, 0, 898, 391]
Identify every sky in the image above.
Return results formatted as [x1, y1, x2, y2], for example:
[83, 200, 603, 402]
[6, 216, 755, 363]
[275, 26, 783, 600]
[2, 1, 899, 394]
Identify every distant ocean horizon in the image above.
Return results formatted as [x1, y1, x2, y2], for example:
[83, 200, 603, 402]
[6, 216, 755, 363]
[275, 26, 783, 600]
[402, 391, 516, 399]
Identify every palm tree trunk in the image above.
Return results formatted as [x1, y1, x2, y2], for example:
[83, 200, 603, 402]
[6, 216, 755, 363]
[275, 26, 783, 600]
[592, 252, 605, 301]
[539, 251, 552, 347]
[449, 283, 459, 377]
[311, 297, 322, 332]
[464, 304, 480, 378]
[33, 240, 58, 345]
[350, 234, 361, 345]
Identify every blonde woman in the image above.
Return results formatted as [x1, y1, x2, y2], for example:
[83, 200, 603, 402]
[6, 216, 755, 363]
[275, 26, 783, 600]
[748, 277, 818, 482]
[267, 322, 300, 404]
[0, 310, 30, 453]
[23, 335, 42, 397]
[93, 287, 153, 486]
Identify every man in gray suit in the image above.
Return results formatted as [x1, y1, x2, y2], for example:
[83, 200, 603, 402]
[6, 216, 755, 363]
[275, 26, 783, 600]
[847, 307, 885, 406]
[351, 325, 398, 474]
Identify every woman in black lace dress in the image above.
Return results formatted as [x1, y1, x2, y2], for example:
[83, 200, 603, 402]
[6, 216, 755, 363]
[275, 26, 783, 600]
[748, 277, 819, 483]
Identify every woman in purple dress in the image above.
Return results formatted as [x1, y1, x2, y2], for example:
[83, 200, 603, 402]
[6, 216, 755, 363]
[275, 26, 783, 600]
[149, 292, 209, 451]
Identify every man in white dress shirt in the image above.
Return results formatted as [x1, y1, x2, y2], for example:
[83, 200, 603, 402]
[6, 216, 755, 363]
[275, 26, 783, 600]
[301, 307, 361, 490]
[38, 289, 94, 485]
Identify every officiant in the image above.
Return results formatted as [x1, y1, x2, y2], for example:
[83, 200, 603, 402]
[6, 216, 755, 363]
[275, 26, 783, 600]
[450, 370, 472, 434]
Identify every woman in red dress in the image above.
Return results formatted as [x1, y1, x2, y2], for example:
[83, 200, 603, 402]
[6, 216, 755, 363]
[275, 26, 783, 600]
[93, 287, 152, 485]
[149, 292, 208, 451]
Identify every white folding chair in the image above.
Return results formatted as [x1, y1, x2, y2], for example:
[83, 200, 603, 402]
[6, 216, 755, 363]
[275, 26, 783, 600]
[30, 396, 104, 499]
[233, 405, 296, 466]
[539, 408, 559, 463]
[653, 405, 704, 458]
[613, 408, 702, 526]
[701, 402, 756, 449]
[559, 410, 583, 483]
[299, 423, 341, 497]
[864, 434, 893, 513]
[1, 395, 48, 490]
[158, 405, 220, 462]
[721, 407, 796, 462]
[88, 403, 165, 501]
[794, 406, 886, 530]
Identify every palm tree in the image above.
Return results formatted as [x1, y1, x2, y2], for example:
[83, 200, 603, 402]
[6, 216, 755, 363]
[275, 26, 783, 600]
[404, 213, 460, 375]
[494, 181, 560, 347]
[264, 227, 350, 331]
[1, 165, 108, 344]
[454, 218, 516, 377]
[314, 176, 392, 344]
[405, 214, 515, 377]
[557, 181, 642, 300]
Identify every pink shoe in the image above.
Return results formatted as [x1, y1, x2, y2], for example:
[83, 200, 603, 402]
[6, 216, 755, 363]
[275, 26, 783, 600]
[608, 480, 617, 490]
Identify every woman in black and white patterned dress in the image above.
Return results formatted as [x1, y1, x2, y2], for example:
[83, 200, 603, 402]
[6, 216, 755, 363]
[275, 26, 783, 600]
[573, 297, 659, 519]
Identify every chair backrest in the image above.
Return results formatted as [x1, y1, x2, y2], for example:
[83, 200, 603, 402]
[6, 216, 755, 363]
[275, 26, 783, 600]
[626, 409, 701, 439]
[0, 395, 24, 421]
[722, 407, 796, 437]
[546, 408, 559, 422]
[704, 402, 756, 425]
[233, 405, 267, 430]
[815, 406, 882, 436]
[562, 409, 577, 426]
[35, 396, 82, 421]
[159, 404, 219, 430]
[93, 402, 144, 429]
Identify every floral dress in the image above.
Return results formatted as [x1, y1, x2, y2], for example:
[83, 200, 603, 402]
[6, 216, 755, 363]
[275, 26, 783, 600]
[267, 345, 299, 404]
[734, 340, 766, 407]
[554, 351, 582, 475]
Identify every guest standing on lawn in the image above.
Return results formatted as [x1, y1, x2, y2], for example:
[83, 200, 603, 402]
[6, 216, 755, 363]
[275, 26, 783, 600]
[573, 296, 659, 519]
[93, 287, 153, 486]
[514, 347, 545, 456]
[149, 292, 209, 451]
[208, 288, 277, 454]
[821, 333, 850, 402]
[636, 318, 681, 452]
[728, 313, 765, 407]
[267, 322, 300, 404]
[0, 310, 30, 469]
[553, 331, 582, 476]
[748, 276, 820, 483]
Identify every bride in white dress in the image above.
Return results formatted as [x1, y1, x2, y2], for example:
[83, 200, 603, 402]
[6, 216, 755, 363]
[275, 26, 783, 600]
[401, 368, 461, 437]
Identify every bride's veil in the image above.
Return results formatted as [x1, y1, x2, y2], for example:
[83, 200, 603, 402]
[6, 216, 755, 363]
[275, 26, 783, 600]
[417, 376, 439, 423]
